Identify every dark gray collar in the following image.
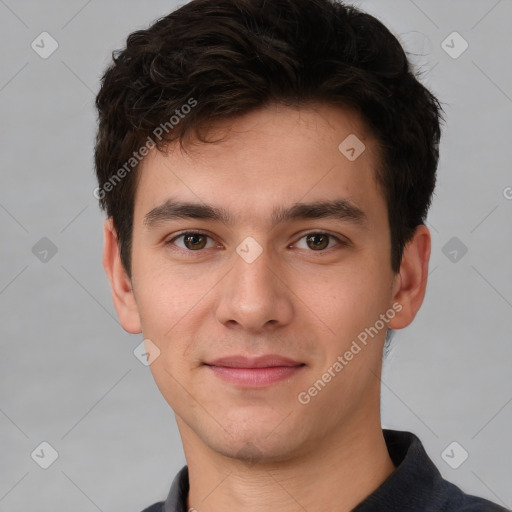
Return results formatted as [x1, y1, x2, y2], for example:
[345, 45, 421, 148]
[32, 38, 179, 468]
[163, 464, 189, 512]
[161, 429, 508, 512]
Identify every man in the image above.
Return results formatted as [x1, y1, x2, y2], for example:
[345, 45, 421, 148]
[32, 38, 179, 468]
[94, 0, 508, 510]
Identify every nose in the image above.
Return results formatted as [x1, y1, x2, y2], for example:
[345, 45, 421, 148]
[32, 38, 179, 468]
[214, 241, 294, 333]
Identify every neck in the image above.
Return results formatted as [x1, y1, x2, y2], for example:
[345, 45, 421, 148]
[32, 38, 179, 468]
[179, 414, 395, 512]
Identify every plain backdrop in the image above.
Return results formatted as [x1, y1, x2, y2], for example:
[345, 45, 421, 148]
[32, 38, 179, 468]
[1, 0, 511, 510]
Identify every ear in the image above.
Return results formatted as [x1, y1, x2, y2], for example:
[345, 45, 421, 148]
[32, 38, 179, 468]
[388, 224, 431, 330]
[102, 218, 142, 334]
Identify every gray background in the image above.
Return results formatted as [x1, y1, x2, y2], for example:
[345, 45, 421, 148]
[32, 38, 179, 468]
[1, 0, 511, 510]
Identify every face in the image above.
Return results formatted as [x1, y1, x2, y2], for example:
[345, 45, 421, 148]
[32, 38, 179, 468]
[106, 102, 427, 464]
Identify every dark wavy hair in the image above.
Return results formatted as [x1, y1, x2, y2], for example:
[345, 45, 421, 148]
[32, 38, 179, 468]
[94, 0, 443, 277]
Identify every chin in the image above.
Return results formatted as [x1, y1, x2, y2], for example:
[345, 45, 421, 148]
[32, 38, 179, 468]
[204, 423, 305, 465]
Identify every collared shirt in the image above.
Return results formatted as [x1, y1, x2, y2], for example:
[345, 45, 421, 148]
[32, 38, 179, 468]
[141, 429, 509, 512]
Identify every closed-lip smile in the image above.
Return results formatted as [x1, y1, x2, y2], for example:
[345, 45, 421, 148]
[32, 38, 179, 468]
[204, 355, 305, 387]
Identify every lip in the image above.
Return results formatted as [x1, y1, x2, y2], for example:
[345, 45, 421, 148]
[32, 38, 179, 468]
[204, 355, 305, 388]
[206, 355, 303, 368]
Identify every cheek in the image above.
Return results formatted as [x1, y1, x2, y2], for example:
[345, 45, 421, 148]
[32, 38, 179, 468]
[131, 247, 200, 329]
[131, 259, 219, 372]
[137, 282, 197, 340]
[290, 260, 390, 338]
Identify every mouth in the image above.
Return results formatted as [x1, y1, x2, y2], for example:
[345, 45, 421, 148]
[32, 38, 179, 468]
[204, 355, 306, 388]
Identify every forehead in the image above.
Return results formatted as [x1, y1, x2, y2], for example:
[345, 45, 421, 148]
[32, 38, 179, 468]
[133, 102, 386, 227]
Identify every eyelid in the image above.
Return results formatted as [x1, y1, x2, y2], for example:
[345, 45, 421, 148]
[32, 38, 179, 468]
[168, 229, 210, 240]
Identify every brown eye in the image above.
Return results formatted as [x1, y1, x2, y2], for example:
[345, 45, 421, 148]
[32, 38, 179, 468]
[183, 233, 208, 250]
[294, 232, 345, 252]
[168, 231, 215, 251]
[306, 233, 330, 250]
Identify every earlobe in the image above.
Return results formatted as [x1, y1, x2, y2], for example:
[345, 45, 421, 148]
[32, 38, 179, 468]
[102, 218, 142, 334]
[388, 224, 431, 330]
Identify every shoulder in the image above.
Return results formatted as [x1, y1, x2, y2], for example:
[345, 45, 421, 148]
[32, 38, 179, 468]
[378, 430, 509, 512]
[438, 477, 509, 512]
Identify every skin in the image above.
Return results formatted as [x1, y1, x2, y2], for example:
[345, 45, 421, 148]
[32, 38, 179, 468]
[103, 102, 430, 512]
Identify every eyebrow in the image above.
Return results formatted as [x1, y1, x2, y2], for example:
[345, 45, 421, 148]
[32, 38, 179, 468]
[143, 197, 368, 229]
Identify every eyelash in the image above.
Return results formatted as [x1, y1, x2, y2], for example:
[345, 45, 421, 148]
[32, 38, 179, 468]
[165, 230, 348, 254]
